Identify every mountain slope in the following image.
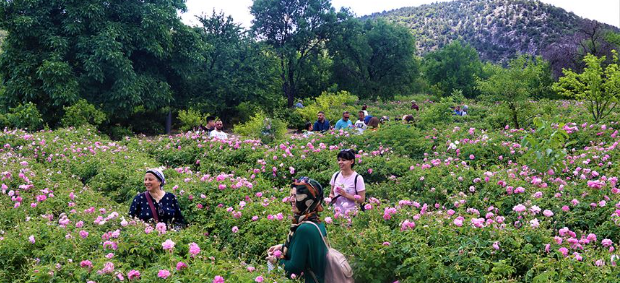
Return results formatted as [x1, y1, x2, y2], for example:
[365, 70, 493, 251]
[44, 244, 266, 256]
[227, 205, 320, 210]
[364, 0, 619, 62]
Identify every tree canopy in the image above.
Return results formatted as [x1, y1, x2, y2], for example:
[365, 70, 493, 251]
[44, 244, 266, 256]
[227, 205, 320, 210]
[0, 0, 191, 127]
[250, 0, 338, 107]
[329, 18, 419, 100]
[424, 41, 483, 98]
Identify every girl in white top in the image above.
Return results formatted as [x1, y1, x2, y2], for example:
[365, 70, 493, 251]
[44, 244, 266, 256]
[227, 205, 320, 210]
[329, 149, 366, 217]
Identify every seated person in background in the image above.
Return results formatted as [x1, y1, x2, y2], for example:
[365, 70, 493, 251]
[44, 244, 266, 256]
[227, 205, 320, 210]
[361, 104, 369, 116]
[129, 169, 186, 227]
[367, 116, 380, 129]
[462, 105, 469, 116]
[354, 111, 367, 134]
[294, 100, 304, 108]
[209, 120, 228, 139]
[454, 106, 463, 116]
[200, 116, 216, 135]
[402, 114, 414, 124]
[302, 122, 314, 137]
[334, 111, 353, 130]
[411, 100, 419, 111]
[313, 111, 330, 132]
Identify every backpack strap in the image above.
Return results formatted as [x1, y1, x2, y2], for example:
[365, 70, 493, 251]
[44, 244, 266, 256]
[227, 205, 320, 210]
[303, 221, 330, 248]
[302, 221, 328, 283]
[354, 174, 359, 195]
[308, 269, 320, 283]
[331, 172, 340, 192]
[143, 192, 159, 222]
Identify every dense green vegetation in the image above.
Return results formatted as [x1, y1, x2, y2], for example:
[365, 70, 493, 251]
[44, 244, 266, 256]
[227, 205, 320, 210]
[366, 0, 619, 63]
[0, 0, 617, 138]
[1, 97, 620, 282]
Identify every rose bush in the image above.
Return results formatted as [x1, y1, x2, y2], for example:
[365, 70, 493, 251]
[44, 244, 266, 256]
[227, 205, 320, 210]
[0, 99, 619, 282]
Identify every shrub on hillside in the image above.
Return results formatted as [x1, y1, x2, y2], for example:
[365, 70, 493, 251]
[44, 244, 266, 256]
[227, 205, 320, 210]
[295, 91, 359, 124]
[61, 99, 107, 127]
[6, 102, 45, 130]
[233, 112, 287, 143]
[177, 109, 209, 132]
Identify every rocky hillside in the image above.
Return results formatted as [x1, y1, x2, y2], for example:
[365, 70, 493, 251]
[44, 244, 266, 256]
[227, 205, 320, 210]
[364, 0, 619, 62]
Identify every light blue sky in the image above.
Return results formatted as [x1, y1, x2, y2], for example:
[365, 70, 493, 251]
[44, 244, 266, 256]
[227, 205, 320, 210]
[180, 0, 619, 29]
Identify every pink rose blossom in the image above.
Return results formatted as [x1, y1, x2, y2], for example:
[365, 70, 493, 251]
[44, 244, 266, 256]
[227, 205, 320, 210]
[127, 270, 140, 280]
[492, 241, 500, 250]
[158, 269, 171, 279]
[156, 222, 167, 235]
[162, 239, 175, 251]
[513, 204, 526, 213]
[80, 260, 93, 268]
[176, 261, 188, 271]
[189, 242, 200, 257]
[213, 275, 225, 283]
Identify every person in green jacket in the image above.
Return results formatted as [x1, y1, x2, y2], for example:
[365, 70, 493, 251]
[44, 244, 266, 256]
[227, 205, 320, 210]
[267, 177, 327, 282]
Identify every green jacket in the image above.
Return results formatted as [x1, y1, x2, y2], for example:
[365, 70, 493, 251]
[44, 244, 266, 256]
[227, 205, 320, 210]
[279, 222, 328, 283]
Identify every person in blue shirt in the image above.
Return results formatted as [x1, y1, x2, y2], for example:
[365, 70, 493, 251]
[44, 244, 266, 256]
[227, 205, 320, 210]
[334, 111, 353, 130]
[313, 111, 330, 132]
[454, 106, 463, 116]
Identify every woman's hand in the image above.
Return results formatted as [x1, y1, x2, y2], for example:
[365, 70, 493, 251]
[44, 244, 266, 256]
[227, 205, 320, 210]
[266, 255, 277, 264]
[335, 186, 343, 194]
[267, 244, 282, 255]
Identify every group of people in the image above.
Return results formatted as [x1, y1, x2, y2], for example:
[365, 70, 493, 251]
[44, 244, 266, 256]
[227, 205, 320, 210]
[198, 116, 228, 139]
[130, 148, 366, 282]
[453, 105, 469, 116]
[307, 105, 381, 135]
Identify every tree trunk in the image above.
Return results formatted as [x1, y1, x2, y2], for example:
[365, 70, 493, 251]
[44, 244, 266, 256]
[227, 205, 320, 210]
[509, 103, 520, 129]
[287, 59, 295, 108]
[165, 110, 172, 134]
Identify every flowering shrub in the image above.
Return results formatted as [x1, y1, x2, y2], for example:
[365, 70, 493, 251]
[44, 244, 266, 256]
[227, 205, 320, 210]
[1, 99, 620, 282]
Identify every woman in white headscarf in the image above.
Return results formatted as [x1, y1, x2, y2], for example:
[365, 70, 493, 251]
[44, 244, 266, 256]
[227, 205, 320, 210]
[129, 169, 185, 226]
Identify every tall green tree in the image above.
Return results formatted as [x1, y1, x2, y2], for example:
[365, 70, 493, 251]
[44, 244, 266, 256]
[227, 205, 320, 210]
[553, 51, 620, 123]
[191, 11, 280, 121]
[477, 55, 551, 129]
[0, 0, 191, 128]
[424, 41, 483, 98]
[250, 0, 338, 107]
[329, 18, 418, 100]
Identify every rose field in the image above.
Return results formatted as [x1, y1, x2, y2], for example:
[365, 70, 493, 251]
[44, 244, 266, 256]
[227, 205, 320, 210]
[1, 98, 620, 282]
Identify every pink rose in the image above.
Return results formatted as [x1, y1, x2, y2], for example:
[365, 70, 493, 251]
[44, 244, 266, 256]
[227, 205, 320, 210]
[158, 269, 171, 279]
[127, 270, 140, 280]
[80, 260, 93, 268]
[492, 241, 500, 250]
[176, 261, 188, 271]
[273, 250, 282, 258]
[189, 242, 200, 257]
[162, 239, 175, 251]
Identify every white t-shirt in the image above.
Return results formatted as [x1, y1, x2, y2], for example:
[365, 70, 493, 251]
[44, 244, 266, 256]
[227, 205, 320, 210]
[209, 129, 228, 140]
[354, 120, 366, 134]
[330, 171, 365, 216]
